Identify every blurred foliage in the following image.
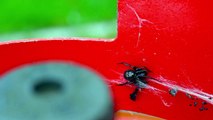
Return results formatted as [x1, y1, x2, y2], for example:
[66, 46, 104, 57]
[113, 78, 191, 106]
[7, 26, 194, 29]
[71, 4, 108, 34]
[0, 0, 117, 40]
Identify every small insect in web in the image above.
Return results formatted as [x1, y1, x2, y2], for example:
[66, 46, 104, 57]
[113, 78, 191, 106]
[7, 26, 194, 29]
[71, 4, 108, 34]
[117, 62, 158, 101]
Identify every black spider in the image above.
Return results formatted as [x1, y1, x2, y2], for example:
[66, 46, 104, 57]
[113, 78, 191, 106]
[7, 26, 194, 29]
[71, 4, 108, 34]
[118, 62, 156, 101]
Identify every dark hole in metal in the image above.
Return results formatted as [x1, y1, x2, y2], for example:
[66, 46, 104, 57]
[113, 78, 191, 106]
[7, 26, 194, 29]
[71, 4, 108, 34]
[33, 79, 63, 95]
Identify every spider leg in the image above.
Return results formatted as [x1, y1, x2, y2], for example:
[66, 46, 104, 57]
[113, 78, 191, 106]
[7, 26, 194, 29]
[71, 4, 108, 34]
[118, 62, 136, 69]
[130, 88, 139, 101]
[117, 81, 130, 86]
[140, 66, 151, 72]
[144, 76, 161, 82]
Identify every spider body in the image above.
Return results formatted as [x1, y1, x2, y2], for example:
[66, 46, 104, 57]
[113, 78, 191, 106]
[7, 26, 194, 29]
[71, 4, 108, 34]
[118, 62, 151, 101]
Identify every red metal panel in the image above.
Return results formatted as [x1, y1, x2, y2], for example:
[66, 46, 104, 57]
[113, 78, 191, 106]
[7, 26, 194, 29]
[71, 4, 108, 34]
[0, 0, 213, 119]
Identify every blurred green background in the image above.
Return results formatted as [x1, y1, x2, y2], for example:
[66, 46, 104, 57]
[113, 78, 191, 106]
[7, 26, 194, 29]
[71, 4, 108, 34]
[0, 0, 117, 41]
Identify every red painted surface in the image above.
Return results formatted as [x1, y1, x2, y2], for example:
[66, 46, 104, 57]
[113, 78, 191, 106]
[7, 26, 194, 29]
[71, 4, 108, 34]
[0, 0, 213, 119]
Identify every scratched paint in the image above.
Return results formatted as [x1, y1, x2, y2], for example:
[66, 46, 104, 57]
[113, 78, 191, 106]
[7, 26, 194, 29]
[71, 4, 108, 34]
[126, 4, 154, 47]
